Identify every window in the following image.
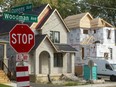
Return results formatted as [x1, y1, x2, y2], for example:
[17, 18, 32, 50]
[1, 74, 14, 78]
[106, 64, 112, 70]
[50, 31, 60, 43]
[94, 30, 96, 34]
[107, 29, 111, 39]
[83, 30, 88, 34]
[111, 64, 116, 70]
[104, 52, 109, 60]
[54, 53, 63, 67]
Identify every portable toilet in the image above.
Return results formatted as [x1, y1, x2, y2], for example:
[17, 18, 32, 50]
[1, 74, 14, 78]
[83, 64, 97, 80]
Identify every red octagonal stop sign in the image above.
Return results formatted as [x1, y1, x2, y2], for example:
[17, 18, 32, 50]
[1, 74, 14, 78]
[9, 24, 35, 53]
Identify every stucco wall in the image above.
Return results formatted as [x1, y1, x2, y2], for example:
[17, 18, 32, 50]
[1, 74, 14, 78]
[42, 12, 68, 43]
[32, 38, 66, 75]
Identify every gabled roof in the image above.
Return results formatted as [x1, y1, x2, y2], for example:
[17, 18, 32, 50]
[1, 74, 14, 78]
[36, 10, 53, 29]
[80, 36, 95, 45]
[64, 12, 93, 29]
[91, 18, 114, 28]
[31, 34, 57, 52]
[30, 4, 52, 29]
[0, 4, 48, 34]
[54, 44, 77, 53]
[31, 34, 77, 53]
[37, 9, 70, 32]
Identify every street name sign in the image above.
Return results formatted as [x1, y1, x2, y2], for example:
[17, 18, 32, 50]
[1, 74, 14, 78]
[3, 12, 37, 22]
[9, 24, 35, 53]
[11, 4, 32, 13]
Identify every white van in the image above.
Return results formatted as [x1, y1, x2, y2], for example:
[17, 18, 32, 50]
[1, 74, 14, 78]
[84, 58, 116, 81]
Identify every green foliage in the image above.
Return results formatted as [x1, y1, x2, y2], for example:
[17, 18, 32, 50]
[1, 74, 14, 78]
[0, 0, 77, 18]
[78, 0, 116, 26]
[0, 0, 115, 26]
[64, 82, 79, 86]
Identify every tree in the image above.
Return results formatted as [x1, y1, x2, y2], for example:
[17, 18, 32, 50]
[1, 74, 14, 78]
[0, 0, 78, 18]
[77, 0, 116, 26]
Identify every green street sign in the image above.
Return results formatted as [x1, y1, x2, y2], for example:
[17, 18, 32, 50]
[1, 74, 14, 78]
[3, 12, 38, 22]
[11, 4, 32, 13]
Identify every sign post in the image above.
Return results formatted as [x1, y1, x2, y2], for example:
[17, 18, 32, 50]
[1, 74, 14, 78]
[10, 24, 35, 87]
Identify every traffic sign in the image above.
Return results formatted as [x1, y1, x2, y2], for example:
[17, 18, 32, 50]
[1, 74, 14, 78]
[16, 59, 30, 87]
[11, 4, 32, 13]
[9, 24, 35, 53]
[3, 12, 38, 22]
[16, 53, 29, 62]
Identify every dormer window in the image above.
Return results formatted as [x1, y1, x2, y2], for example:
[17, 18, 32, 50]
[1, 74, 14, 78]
[107, 29, 111, 39]
[83, 30, 88, 34]
[50, 31, 60, 43]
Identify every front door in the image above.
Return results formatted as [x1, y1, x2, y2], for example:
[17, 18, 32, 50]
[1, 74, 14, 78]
[39, 51, 50, 74]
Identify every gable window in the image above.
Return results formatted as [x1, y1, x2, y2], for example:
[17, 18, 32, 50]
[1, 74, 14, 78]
[83, 30, 88, 34]
[107, 29, 111, 39]
[54, 53, 63, 67]
[50, 31, 60, 43]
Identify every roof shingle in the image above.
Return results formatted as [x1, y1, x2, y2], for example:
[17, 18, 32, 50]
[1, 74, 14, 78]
[54, 44, 77, 52]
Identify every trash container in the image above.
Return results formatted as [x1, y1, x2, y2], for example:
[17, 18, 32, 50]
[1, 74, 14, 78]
[83, 65, 97, 80]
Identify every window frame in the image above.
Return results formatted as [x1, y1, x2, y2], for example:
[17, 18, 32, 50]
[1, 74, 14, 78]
[50, 31, 60, 43]
[94, 30, 96, 34]
[105, 64, 113, 71]
[83, 30, 88, 34]
[54, 53, 63, 67]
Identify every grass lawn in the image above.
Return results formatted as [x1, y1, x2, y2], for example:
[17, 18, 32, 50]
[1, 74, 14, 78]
[0, 84, 12, 87]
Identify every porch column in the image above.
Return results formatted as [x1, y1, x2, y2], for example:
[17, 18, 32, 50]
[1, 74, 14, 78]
[50, 55, 53, 74]
[35, 52, 38, 75]
[63, 53, 67, 73]
[71, 53, 75, 74]
[3, 44, 8, 67]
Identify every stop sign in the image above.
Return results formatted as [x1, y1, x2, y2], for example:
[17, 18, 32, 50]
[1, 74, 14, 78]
[9, 24, 35, 53]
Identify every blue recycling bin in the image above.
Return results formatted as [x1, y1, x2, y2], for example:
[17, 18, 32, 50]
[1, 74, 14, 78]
[83, 65, 97, 80]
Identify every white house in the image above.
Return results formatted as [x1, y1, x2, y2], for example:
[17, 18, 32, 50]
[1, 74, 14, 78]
[64, 12, 116, 76]
[85, 18, 116, 61]
[0, 4, 76, 82]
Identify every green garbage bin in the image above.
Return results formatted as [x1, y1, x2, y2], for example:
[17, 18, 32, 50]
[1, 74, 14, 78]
[83, 65, 97, 80]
